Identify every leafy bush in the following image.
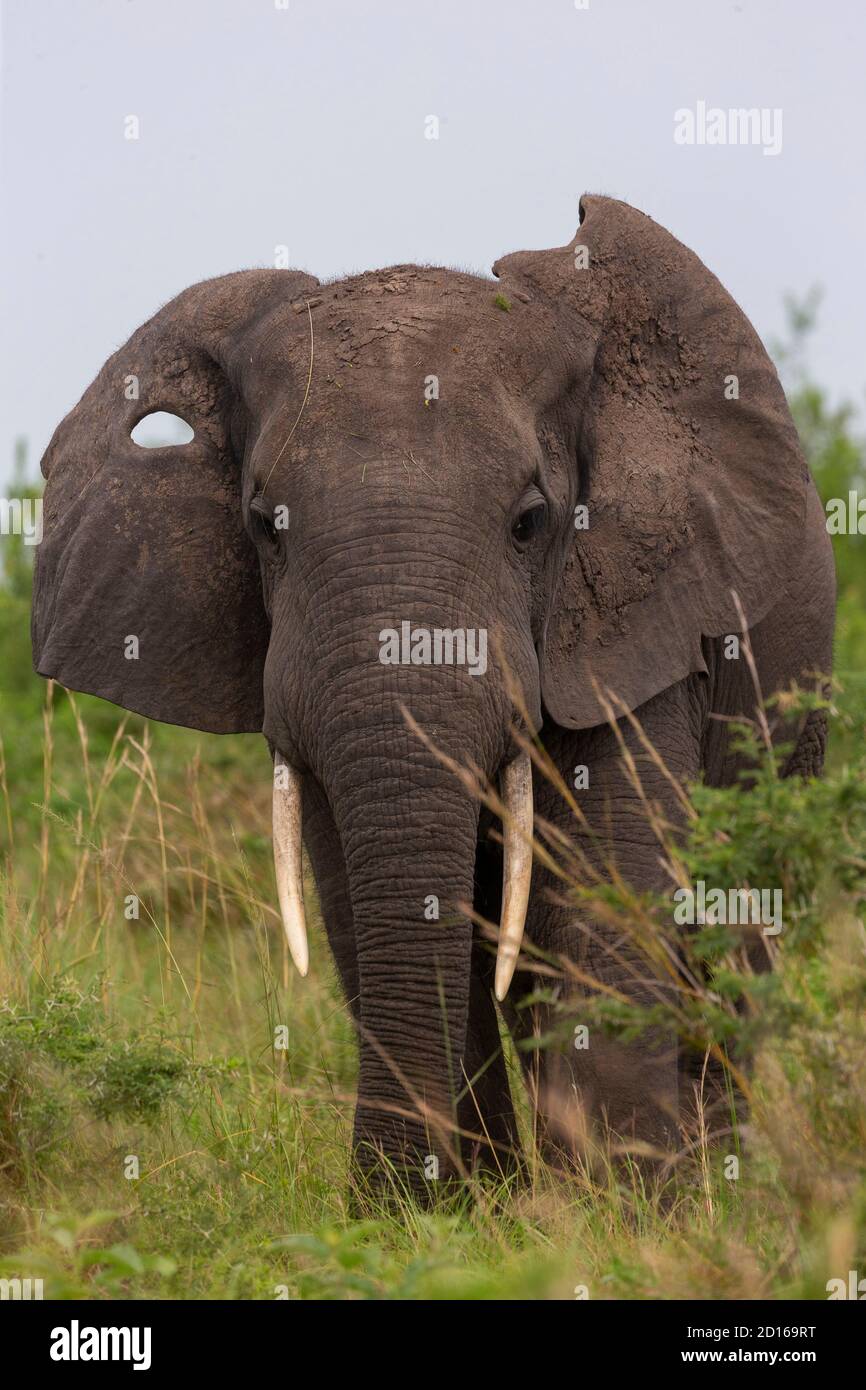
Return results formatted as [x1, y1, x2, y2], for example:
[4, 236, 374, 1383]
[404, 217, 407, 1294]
[0, 981, 206, 1182]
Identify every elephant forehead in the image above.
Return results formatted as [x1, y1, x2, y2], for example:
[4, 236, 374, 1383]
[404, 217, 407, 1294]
[323, 276, 488, 369]
[250, 264, 551, 393]
[243, 268, 568, 491]
[258, 377, 538, 497]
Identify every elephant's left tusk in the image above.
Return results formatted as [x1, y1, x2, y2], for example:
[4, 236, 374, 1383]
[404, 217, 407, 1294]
[495, 752, 533, 1001]
[273, 758, 309, 978]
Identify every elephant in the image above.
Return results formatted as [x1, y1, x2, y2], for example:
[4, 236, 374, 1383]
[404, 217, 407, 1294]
[32, 195, 835, 1197]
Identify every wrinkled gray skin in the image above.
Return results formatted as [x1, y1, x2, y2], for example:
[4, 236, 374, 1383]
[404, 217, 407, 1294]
[32, 197, 835, 1196]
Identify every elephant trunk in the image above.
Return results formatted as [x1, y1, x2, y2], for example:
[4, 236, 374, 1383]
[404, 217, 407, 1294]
[272, 713, 532, 1197]
[331, 725, 480, 1195]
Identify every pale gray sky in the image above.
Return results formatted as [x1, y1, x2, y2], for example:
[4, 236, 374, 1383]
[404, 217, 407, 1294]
[2, 0, 864, 486]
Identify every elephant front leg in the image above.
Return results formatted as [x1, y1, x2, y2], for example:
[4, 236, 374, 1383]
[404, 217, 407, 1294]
[523, 916, 681, 1172]
[456, 935, 523, 1181]
[511, 679, 706, 1176]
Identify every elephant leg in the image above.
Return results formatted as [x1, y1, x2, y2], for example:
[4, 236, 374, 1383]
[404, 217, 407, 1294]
[510, 678, 707, 1176]
[456, 934, 523, 1180]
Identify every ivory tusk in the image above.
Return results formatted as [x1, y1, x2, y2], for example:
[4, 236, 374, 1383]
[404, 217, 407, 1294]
[272, 758, 309, 978]
[495, 752, 533, 1001]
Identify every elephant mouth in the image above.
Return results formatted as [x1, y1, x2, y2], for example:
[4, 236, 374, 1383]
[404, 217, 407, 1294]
[270, 750, 534, 1000]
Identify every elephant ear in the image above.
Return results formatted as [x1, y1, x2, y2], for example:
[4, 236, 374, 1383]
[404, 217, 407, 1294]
[32, 269, 318, 733]
[494, 195, 809, 730]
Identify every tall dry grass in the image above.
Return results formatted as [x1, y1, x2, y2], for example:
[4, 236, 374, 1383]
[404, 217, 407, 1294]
[0, 678, 864, 1299]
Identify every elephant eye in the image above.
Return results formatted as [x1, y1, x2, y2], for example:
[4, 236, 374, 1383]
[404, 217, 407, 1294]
[512, 491, 548, 549]
[250, 496, 280, 550]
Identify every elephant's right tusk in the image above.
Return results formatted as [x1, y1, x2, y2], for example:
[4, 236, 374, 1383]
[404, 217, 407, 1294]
[495, 752, 533, 1002]
[273, 758, 309, 978]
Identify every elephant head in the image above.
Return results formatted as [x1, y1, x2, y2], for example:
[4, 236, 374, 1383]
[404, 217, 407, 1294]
[32, 197, 807, 1191]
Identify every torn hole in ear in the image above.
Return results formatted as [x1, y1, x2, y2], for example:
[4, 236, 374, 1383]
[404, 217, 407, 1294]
[130, 411, 194, 448]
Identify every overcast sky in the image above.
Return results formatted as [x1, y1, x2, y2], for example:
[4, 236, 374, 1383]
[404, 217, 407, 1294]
[2, 0, 863, 487]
